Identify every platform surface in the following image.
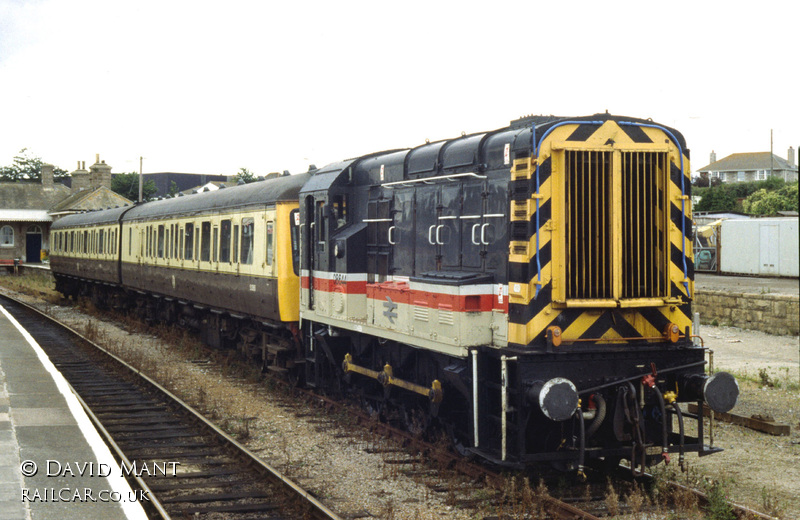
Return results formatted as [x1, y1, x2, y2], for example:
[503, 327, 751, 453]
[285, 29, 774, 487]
[0, 305, 146, 520]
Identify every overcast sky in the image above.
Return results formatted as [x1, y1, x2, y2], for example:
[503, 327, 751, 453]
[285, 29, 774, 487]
[1, 0, 797, 178]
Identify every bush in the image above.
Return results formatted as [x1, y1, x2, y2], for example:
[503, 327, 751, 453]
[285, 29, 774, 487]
[742, 183, 798, 215]
[696, 179, 797, 215]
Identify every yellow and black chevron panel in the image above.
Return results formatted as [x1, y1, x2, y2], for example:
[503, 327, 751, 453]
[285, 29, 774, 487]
[508, 117, 693, 349]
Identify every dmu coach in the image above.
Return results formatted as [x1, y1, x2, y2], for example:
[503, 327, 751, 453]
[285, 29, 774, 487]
[50, 113, 739, 474]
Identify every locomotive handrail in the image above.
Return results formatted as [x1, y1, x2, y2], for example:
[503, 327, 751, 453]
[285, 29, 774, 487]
[579, 360, 706, 395]
[471, 224, 480, 245]
[381, 171, 486, 188]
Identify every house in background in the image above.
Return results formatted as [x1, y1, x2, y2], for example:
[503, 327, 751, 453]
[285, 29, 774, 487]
[145, 172, 229, 198]
[0, 156, 132, 265]
[696, 147, 798, 183]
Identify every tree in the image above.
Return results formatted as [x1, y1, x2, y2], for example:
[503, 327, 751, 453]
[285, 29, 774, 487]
[0, 148, 67, 181]
[111, 172, 157, 202]
[742, 184, 799, 215]
[695, 188, 737, 212]
[694, 178, 792, 214]
[234, 167, 257, 184]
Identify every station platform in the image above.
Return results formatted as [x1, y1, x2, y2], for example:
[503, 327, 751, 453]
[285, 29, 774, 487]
[0, 305, 146, 520]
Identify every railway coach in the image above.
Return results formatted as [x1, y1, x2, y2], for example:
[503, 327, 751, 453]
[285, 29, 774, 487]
[51, 173, 309, 374]
[49, 113, 738, 474]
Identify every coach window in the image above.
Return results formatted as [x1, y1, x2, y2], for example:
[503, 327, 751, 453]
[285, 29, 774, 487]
[220, 219, 232, 263]
[232, 224, 239, 265]
[290, 209, 300, 275]
[241, 217, 254, 265]
[173, 224, 179, 259]
[1, 226, 13, 247]
[158, 225, 165, 258]
[83, 231, 88, 254]
[184, 223, 194, 260]
[266, 221, 274, 265]
[212, 226, 219, 263]
[201, 221, 211, 262]
[165, 227, 171, 258]
[99, 229, 105, 254]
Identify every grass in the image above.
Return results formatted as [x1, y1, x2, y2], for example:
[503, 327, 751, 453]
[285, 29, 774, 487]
[728, 366, 800, 392]
[0, 271, 61, 303]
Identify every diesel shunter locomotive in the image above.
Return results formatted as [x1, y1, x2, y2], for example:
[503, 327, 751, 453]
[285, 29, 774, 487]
[50, 113, 739, 474]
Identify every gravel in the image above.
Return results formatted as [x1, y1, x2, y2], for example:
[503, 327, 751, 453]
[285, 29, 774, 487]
[3, 285, 798, 519]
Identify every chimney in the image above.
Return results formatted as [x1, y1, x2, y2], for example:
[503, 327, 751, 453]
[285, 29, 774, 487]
[70, 160, 90, 193]
[788, 146, 795, 167]
[41, 163, 54, 190]
[710, 150, 717, 164]
[89, 154, 113, 189]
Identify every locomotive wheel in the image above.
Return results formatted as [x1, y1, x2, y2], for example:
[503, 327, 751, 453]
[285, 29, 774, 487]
[286, 366, 301, 387]
[361, 396, 386, 422]
[401, 404, 431, 438]
[445, 422, 472, 458]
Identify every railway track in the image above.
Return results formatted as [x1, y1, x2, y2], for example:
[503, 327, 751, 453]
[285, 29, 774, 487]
[1, 294, 341, 520]
[2, 290, 780, 520]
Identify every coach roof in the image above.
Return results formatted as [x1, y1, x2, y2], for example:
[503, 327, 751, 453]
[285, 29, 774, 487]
[51, 205, 132, 229]
[124, 172, 310, 221]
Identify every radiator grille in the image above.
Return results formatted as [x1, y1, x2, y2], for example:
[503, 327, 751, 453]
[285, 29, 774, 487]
[621, 152, 667, 298]
[565, 151, 613, 299]
[564, 151, 668, 300]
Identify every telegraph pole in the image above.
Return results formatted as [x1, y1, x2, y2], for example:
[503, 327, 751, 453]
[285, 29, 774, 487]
[770, 130, 774, 180]
[138, 156, 143, 203]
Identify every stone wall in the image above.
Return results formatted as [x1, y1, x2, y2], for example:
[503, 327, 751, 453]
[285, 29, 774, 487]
[694, 290, 799, 336]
